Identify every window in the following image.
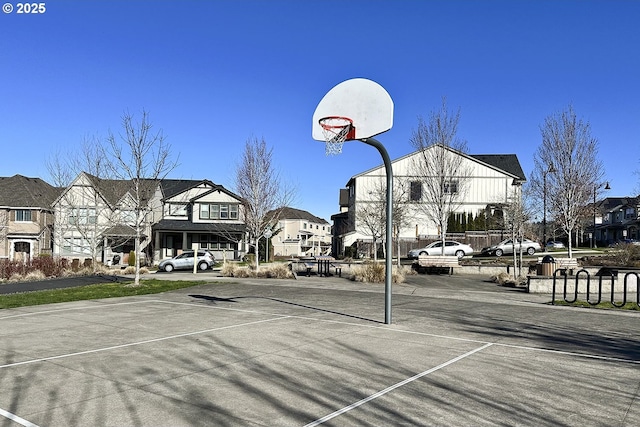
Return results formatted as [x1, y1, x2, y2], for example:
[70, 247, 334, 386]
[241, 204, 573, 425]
[68, 208, 96, 225]
[63, 237, 90, 254]
[444, 180, 459, 194]
[199, 203, 239, 220]
[15, 210, 32, 222]
[168, 203, 187, 216]
[410, 181, 422, 201]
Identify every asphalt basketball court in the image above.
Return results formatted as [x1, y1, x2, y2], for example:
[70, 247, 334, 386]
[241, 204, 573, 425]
[1, 272, 639, 426]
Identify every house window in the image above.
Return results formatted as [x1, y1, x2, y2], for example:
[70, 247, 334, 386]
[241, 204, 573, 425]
[303, 223, 307, 229]
[168, 203, 187, 216]
[68, 208, 96, 225]
[410, 181, 422, 201]
[15, 210, 32, 222]
[199, 203, 239, 220]
[444, 180, 459, 194]
[199, 234, 210, 249]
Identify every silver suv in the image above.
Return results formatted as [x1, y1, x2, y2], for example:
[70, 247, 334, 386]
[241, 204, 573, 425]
[158, 250, 215, 272]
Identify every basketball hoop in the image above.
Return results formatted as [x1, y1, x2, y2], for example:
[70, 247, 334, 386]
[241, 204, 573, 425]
[319, 116, 355, 155]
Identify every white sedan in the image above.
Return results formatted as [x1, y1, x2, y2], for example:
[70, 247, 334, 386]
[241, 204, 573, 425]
[407, 241, 474, 259]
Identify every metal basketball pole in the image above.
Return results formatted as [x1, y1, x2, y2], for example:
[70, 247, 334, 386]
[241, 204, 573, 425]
[361, 137, 393, 324]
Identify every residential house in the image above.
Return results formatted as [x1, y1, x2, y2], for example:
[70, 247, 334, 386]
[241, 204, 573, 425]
[0, 175, 60, 261]
[151, 179, 247, 262]
[593, 196, 640, 245]
[332, 145, 526, 256]
[269, 207, 331, 257]
[51, 172, 161, 265]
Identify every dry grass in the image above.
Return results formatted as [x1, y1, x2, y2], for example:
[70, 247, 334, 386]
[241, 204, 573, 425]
[489, 272, 526, 287]
[221, 262, 294, 279]
[350, 262, 408, 284]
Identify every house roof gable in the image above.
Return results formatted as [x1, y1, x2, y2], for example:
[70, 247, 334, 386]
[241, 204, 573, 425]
[0, 175, 60, 208]
[270, 206, 329, 224]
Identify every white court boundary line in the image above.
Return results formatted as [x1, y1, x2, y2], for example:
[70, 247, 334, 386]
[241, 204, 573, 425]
[1, 299, 638, 425]
[2, 298, 638, 366]
[0, 300, 156, 320]
[0, 316, 287, 369]
[0, 408, 40, 427]
[155, 300, 640, 365]
[304, 343, 494, 427]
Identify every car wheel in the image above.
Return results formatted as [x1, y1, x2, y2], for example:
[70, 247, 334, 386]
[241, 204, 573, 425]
[495, 249, 503, 257]
[198, 261, 209, 271]
[527, 247, 536, 255]
[455, 250, 465, 258]
[164, 264, 174, 273]
[419, 251, 427, 256]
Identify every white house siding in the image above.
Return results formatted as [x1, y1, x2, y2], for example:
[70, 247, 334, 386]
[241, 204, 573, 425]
[340, 147, 524, 249]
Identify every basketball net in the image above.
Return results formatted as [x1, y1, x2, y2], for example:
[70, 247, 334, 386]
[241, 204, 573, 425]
[319, 117, 354, 156]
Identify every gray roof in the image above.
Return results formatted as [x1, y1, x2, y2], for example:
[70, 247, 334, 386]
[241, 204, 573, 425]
[83, 173, 159, 207]
[271, 207, 329, 224]
[469, 154, 526, 181]
[0, 175, 60, 208]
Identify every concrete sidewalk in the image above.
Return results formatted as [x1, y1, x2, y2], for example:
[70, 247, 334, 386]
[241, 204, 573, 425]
[1, 272, 638, 426]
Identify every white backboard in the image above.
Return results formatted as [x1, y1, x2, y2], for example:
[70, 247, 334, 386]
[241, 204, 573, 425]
[312, 78, 393, 141]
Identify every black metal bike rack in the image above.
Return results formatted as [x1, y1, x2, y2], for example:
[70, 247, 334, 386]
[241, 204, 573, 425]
[552, 268, 639, 308]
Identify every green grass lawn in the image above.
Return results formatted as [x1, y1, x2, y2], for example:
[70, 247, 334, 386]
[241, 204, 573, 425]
[553, 300, 640, 311]
[0, 279, 211, 309]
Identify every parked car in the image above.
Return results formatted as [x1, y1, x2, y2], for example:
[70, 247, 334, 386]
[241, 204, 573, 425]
[546, 241, 565, 249]
[158, 250, 216, 272]
[407, 240, 474, 259]
[480, 238, 541, 257]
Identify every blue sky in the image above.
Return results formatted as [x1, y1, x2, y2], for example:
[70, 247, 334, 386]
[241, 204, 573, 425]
[2, 0, 639, 223]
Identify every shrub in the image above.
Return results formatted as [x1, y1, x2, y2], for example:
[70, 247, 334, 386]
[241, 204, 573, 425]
[123, 266, 136, 275]
[221, 262, 237, 277]
[128, 251, 136, 267]
[266, 263, 293, 279]
[351, 261, 408, 283]
[610, 243, 640, 267]
[24, 270, 46, 281]
[234, 267, 251, 278]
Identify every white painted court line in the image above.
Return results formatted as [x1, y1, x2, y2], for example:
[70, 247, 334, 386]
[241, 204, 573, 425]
[0, 407, 40, 427]
[155, 300, 640, 365]
[0, 316, 288, 370]
[0, 300, 156, 320]
[304, 343, 494, 427]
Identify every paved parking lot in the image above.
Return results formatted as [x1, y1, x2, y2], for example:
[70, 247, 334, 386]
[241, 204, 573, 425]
[1, 272, 638, 426]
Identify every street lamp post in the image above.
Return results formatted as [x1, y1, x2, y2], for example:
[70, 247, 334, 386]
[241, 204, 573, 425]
[592, 182, 611, 248]
[263, 229, 272, 263]
[543, 163, 556, 247]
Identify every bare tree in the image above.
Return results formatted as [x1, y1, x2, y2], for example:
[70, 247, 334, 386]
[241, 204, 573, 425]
[355, 184, 385, 261]
[409, 98, 472, 254]
[533, 105, 604, 258]
[234, 137, 294, 270]
[358, 176, 413, 266]
[106, 111, 178, 285]
[502, 185, 529, 278]
[46, 137, 115, 272]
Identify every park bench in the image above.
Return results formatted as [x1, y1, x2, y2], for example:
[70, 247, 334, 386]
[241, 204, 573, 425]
[330, 263, 343, 277]
[415, 255, 459, 275]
